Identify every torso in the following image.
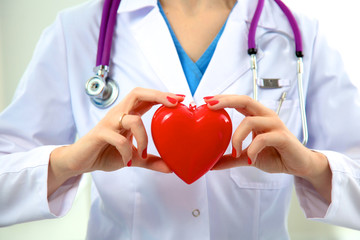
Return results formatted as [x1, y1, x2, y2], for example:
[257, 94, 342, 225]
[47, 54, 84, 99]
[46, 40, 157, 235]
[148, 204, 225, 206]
[62, 1, 317, 238]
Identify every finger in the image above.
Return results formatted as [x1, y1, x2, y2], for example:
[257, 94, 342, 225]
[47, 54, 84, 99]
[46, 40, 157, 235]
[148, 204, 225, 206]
[113, 88, 185, 117]
[132, 153, 172, 173]
[101, 129, 133, 165]
[232, 116, 280, 157]
[247, 131, 286, 164]
[120, 114, 148, 158]
[204, 95, 274, 117]
[175, 94, 186, 103]
[126, 87, 185, 109]
[212, 154, 249, 170]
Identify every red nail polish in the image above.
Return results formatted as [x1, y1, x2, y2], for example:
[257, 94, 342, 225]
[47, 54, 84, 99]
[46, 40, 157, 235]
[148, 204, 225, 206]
[248, 157, 252, 165]
[142, 148, 147, 159]
[167, 96, 177, 104]
[127, 160, 132, 167]
[208, 100, 219, 106]
[176, 94, 186, 98]
[203, 96, 214, 100]
[232, 147, 237, 158]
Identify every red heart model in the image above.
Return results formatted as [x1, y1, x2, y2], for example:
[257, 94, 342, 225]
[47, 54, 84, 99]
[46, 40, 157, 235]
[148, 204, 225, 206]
[151, 103, 232, 184]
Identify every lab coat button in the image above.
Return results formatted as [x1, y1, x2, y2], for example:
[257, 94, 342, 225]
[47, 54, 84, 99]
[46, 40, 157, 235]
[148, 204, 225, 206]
[192, 209, 200, 217]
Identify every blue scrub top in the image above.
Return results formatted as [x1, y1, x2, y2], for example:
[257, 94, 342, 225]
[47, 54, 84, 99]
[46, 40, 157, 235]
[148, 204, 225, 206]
[158, 3, 228, 95]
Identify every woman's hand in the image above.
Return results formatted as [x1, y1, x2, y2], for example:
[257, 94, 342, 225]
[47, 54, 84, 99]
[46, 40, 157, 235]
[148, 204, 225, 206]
[48, 88, 184, 196]
[204, 95, 332, 203]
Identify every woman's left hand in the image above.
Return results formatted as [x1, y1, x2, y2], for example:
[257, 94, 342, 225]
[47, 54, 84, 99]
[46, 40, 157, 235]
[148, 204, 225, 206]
[205, 95, 332, 202]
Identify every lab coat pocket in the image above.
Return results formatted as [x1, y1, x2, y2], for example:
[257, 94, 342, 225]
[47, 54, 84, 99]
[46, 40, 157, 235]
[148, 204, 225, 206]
[259, 99, 300, 123]
[230, 167, 292, 189]
[260, 99, 302, 140]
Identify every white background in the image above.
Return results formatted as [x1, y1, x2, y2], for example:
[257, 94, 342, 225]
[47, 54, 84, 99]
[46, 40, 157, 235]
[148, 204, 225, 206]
[1, 0, 360, 239]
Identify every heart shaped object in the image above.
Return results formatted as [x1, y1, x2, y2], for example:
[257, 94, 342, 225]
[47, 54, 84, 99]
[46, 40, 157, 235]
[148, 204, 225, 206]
[151, 103, 232, 184]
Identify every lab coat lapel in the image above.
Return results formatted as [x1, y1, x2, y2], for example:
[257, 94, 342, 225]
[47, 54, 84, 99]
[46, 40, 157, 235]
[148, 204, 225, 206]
[194, 21, 263, 101]
[129, 7, 192, 98]
[193, 6, 262, 101]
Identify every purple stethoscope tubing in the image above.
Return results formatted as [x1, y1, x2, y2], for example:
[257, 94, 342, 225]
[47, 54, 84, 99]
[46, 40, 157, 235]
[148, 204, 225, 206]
[98, 0, 304, 65]
[248, 0, 265, 53]
[96, 0, 111, 66]
[96, 0, 121, 67]
[273, 0, 303, 56]
[98, 0, 303, 65]
[248, 0, 303, 56]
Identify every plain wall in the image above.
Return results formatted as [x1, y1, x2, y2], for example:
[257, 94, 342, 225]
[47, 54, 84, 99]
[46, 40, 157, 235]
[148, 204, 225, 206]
[1, 0, 360, 239]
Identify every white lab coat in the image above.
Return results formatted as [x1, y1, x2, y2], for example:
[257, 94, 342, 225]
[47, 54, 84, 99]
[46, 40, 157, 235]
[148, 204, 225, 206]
[1, 0, 360, 239]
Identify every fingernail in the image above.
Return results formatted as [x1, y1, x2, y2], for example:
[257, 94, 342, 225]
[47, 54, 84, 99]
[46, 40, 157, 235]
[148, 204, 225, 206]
[176, 94, 186, 98]
[208, 100, 219, 106]
[248, 157, 252, 165]
[232, 147, 237, 158]
[167, 96, 177, 104]
[142, 148, 147, 159]
[127, 160, 132, 167]
[203, 96, 214, 100]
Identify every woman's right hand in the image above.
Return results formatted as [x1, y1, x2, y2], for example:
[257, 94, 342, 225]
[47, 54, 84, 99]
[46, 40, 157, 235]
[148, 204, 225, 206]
[48, 88, 184, 196]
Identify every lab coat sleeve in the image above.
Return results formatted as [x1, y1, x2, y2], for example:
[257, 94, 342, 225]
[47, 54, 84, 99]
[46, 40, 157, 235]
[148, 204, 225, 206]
[294, 22, 360, 230]
[0, 14, 80, 226]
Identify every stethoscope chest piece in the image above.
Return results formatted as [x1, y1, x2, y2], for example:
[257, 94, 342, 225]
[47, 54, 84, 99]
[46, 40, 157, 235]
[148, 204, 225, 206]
[85, 65, 119, 109]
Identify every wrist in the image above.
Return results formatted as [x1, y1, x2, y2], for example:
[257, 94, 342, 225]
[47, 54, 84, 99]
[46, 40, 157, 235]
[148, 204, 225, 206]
[48, 146, 81, 197]
[301, 151, 329, 180]
[301, 151, 332, 203]
[50, 145, 82, 178]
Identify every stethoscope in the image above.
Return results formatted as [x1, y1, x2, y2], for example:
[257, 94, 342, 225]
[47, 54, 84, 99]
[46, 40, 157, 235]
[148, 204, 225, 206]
[85, 0, 120, 108]
[85, 0, 308, 146]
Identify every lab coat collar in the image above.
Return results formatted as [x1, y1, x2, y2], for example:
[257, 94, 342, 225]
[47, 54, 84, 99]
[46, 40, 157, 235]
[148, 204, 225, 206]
[117, 0, 279, 31]
[117, 0, 157, 13]
[117, 0, 294, 42]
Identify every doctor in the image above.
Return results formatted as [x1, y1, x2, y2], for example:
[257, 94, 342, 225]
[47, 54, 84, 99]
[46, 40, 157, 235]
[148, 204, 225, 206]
[1, 0, 360, 239]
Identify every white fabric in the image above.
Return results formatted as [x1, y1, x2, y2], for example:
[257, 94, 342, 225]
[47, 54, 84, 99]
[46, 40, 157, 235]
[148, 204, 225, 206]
[1, 0, 360, 239]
